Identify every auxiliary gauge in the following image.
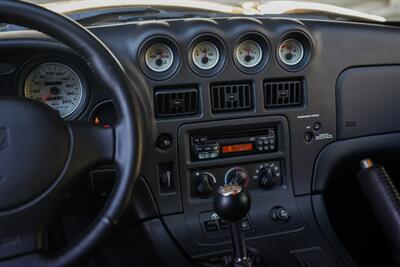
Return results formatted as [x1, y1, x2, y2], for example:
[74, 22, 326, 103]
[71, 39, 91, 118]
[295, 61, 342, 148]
[145, 43, 174, 72]
[192, 41, 219, 70]
[236, 40, 262, 68]
[278, 39, 304, 66]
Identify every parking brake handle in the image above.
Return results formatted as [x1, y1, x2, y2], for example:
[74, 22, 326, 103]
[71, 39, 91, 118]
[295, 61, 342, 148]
[357, 159, 400, 265]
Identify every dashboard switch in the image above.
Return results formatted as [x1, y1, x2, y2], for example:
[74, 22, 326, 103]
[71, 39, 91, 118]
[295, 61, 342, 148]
[304, 131, 313, 142]
[204, 220, 218, 232]
[195, 172, 216, 197]
[313, 122, 321, 131]
[271, 207, 290, 223]
[224, 167, 249, 187]
[157, 134, 172, 150]
[257, 162, 280, 189]
[258, 166, 276, 188]
[159, 163, 174, 193]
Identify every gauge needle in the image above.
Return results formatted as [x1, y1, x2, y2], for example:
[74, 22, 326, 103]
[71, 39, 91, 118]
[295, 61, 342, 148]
[41, 93, 52, 102]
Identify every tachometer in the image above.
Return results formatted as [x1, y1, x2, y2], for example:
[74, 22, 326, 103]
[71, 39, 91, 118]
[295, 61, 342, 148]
[278, 39, 304, 66]
[236, 40, 262, 68]
[24, 63, 83, 118]
[145, 43, 174, 72]
[192, 41, 219, 70]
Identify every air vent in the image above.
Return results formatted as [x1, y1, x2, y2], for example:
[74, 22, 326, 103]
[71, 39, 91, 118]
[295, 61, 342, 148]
[155, 88, 198, 117]
[264, 80, 302, 108]
[211, 82, 252, 113]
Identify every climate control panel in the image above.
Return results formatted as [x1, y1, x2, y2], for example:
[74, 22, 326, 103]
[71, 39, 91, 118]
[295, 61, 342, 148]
[191, 161, 282, 198]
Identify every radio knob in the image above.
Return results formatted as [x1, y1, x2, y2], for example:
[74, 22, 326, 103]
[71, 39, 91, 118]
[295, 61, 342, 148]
[258, 166, 276, 188]
[195, 172, 216, 197]
[225, 167, 249, 188]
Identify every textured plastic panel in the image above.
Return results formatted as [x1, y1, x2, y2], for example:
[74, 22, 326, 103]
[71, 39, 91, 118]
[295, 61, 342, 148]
[337, 66, 400, 139]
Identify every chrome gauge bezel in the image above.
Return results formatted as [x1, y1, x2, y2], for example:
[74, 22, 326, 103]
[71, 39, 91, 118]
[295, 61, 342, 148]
[139, 36, 180, 81]
[188, 34, 226, 77]
[192, 41, 220, 70]
[276, 31, 312, 72]
[278, 39, 304, 66]
[233, 32, 270, 75]
[235, 40, 263, 68]
[144, 43, 174, 72]
[19, 56, 89, 120]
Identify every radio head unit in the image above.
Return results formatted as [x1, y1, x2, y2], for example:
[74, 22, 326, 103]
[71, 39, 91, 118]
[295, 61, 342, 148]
[191, 128, 277, 161]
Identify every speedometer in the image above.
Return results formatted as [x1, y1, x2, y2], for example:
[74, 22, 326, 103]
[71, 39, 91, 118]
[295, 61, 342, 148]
[24, 63, 83, 118]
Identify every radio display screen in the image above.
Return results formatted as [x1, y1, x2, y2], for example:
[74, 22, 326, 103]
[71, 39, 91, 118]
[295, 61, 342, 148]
[222, 143, 253, 154]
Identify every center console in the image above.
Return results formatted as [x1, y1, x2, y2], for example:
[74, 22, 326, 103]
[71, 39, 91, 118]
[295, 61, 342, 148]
[164, 116, 307, 260]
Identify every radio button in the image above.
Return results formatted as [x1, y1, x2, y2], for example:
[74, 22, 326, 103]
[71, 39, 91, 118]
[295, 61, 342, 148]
[269, 138, 275, 145]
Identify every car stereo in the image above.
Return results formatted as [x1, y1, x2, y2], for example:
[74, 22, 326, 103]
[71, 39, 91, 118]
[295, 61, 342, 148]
[191, 128, 277, 161]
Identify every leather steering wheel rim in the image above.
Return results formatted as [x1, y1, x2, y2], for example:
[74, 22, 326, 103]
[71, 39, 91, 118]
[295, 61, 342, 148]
[0, 1, 145, 266]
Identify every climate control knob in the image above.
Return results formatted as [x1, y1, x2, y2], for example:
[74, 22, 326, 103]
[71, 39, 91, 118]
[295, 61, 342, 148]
[195, 172, 216, 197]
[225, 167, 249, 188]
[258, 166, 276, 188]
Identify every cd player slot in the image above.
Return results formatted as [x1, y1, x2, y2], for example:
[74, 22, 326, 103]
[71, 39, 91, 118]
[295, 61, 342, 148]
[191, 128, 277, 161]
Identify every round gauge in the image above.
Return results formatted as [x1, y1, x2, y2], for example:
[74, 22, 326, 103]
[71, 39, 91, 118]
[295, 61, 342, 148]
[278, 39, 304, 66]
[192, 41, 220, 70]
[24, 63, 83, 118]
[236, 40, 262, 68]
[145, 43, 174, 72]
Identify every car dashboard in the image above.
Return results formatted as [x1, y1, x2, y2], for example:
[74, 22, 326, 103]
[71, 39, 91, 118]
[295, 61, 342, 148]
[2, 16, 400, 266]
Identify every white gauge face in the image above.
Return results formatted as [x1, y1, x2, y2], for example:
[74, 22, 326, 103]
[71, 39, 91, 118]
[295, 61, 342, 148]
[236, 40, 263, 68]
[145, 43, 174, 72]
[278, 39, 304, 66]
[24, 63, 83, 118]
[192, 41, 220, 70]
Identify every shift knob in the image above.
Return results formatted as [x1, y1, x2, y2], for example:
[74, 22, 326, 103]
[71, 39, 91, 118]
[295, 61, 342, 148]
[213, 184, 251, 222]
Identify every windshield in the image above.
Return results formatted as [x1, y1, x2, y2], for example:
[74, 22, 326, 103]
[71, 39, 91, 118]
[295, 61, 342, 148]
[24, 0, 400, 22]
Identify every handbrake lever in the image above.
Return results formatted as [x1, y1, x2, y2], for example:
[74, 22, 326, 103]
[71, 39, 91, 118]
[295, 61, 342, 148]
[357, 159, 400, 265]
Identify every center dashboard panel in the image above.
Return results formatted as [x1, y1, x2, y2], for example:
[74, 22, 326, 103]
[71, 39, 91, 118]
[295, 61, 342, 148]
[176, 116, 306, 247]
[88, 17, 360, 264]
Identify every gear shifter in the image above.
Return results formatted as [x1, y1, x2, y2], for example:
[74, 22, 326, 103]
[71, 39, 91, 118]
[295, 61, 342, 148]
[213, 184, 251, 267]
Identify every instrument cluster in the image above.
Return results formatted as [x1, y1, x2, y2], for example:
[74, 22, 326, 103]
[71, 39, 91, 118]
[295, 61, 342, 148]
[139, 30, 312, 80]
[20, 57, 88, 119]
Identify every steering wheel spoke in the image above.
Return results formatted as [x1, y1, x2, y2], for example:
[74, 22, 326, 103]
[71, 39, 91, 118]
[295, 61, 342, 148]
[0, 201, 51, 265]
[65, 122, 114, 180]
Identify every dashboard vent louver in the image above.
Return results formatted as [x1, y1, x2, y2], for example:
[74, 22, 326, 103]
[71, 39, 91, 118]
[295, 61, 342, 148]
[264, 79, 303, 108]
[211, 82, 252, 113]
[155, 88, 198, 117]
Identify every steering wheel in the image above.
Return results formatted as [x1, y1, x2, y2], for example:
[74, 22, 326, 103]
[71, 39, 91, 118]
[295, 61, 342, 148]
[0, 1, 145, 266]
